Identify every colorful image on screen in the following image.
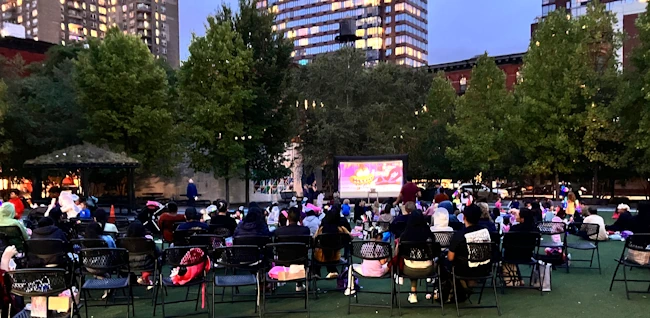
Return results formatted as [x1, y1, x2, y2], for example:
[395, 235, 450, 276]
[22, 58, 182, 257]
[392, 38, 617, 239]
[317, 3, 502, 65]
[338, 160, 404, 198]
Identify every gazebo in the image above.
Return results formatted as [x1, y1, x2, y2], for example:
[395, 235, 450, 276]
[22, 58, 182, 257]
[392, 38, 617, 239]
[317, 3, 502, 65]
[24, 143, 140, 212]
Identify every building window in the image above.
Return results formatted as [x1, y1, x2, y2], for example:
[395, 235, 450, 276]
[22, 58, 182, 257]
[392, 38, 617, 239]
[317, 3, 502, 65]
[386, 6, 391, 13]
[386, 48, 392, 56]
[459, 76, 467, 93]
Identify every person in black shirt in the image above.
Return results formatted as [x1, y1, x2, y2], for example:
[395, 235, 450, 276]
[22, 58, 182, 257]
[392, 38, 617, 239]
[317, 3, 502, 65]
[210, 199, 237, 236]
[509, 208, 539, 233]
[31, 217, 68, 242]
[448, 204, 487, 277]
[397, 209, 436, 304]
[391, 201, 415, 238]
[274, 207, 310, 237]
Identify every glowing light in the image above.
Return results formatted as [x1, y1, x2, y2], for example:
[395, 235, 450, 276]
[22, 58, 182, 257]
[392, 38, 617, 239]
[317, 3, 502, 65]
[535, 41, 540, 47]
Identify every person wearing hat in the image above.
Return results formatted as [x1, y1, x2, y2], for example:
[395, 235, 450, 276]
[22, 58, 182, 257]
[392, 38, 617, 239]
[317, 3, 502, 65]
[606, 203, 634, 232]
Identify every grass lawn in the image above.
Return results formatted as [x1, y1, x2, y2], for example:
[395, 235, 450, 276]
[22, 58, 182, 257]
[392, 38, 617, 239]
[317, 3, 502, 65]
[82, 212, 650, 318]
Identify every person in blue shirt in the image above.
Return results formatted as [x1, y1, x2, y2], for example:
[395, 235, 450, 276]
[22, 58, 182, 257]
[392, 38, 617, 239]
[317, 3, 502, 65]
[186, 179, 198, 207]
[341, 199, 351, 218]
[85, 221, 116, 248]
[176, 207, 209, 231]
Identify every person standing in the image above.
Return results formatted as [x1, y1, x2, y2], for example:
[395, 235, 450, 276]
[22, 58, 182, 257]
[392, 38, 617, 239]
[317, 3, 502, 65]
[187, 179, 198, 207]
[393, 177, 421, 207]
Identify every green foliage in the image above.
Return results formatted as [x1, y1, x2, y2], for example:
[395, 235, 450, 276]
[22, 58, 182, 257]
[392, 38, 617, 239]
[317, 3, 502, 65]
[179, 16, 254, 180]
[75, 28, 178, 176]
[447, 53, 513, 181]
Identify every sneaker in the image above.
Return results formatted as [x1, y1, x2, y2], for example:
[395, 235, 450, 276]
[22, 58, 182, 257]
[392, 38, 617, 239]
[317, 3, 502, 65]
[394, 276, 404, 285]
[101, 290, 110, 299]
[296, 284, 305, 292]
[408, 293, 418, 304]
[344, 288, 356, 296]
[326, 272, 338, 279]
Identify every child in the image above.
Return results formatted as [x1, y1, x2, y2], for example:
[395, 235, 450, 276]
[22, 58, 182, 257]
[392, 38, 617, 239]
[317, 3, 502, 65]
[346, 232, 388, 295]
[342, 199, 351, 218]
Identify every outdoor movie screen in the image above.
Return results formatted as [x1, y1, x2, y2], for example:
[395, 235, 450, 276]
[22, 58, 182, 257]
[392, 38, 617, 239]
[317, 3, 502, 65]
[337, 158, 405, 198]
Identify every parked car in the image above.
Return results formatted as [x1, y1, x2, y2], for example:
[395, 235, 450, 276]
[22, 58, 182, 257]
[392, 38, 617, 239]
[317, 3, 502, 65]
[458, 183, 508, 199]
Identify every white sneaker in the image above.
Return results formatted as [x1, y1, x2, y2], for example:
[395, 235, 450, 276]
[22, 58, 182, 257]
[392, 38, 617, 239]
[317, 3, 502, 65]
[394, 276, 404, 285]
[344, 288, 356, 296]
[101, 290, 110, 299]
[408, 293, 418, 304]
[326, 272, 338, 279]
[296, 284, 305, 292]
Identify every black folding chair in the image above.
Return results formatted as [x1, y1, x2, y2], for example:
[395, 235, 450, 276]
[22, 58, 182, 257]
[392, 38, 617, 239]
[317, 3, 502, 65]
[79, 248, 134, 318]
[233, 236, 271, 249]
[500, 232, 542, 295]
[311, 233, 351, 297]
[263, 242, 310, 317]
[209, 225, 232, 238]
[74, 221, 93, 238]
[433, 231, 455, 249]
[173, 229, 208, 246]
[117, 237, 159, 305]
[452, 242, 501, 317]
[347, 240, 394, 316]
[0, 225, 27, 252]
[609, 233, 650, 299]
[10, 268, 81, 318]
[212, 245, 262, 318]
[155, 246, 210, 318]
[537, 222, 566, 248]
[566, 223, 601, 274]
[396, 241, 443, 315]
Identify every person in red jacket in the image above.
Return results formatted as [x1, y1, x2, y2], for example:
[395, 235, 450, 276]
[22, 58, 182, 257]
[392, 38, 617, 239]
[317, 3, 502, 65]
[8, 190, 24, 220]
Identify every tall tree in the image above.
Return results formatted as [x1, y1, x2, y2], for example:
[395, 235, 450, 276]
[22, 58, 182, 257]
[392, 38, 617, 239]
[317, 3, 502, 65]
[446, 53, 512, 187]
[516, 10, 585, 195]
[179, 16, 255, 201]
[75, 28, 177, 175]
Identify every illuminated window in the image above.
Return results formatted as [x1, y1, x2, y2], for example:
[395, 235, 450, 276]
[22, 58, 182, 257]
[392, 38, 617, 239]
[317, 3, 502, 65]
[298, 38, 308, 46]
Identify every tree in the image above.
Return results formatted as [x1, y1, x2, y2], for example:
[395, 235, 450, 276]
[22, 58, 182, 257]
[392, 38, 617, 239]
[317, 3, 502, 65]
[75, 28, 177, 175]
[516, 10, 586, 196]
[409, 71, 457, 180]
[446, 53, 512, 189]
[179, 16, 255, 201]
[0, 80, 10, 168]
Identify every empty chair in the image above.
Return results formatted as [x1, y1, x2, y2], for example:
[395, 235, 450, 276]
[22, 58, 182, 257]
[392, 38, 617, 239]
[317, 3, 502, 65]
[212, 245, 262, 318]
[79, 248, 134, 318]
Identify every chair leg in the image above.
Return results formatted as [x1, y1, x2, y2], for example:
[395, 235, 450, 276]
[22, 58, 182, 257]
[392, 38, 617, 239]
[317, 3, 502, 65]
[623, 265, 630, 300]
[452, 270, 460, 317]
[130, 285, 135, 318]
[538, 263, 543, 296]
[195, 284, 201, 311]
[437, 269, 444, 316]
[306, 274, 310, 318]
[590, 249, 595, 268]
[397, 272, 402, 317]
[390, 271, 395, 317]
[211, 280, 215, 318]
[596, 246, 602, 275]
[609, 262, 621, 291]
[83, 289, 89, 318]
[477, 279, 486, 304]
[492, 272, 501, 316]
[162, 283, 166, 318]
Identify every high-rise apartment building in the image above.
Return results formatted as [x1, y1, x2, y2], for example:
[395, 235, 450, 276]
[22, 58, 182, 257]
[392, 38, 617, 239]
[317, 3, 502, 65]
[535, 0, 647, 69]
[0, 0, 179, 67]
[259, 0, 428, 67]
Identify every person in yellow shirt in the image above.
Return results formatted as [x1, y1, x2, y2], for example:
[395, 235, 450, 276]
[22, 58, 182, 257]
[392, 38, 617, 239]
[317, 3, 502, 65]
[566, 192, 579, 216]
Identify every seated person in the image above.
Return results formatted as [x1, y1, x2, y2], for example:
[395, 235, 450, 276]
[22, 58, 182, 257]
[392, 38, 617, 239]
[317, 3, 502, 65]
[94, 208, 118, 235]
[581, 207, 608, 241]
[0, 203, 29, 241]
[85, 222, 116, 248]
[125, 221, 160, 286]
[448, 205, 490, 278]
[234, 206, 270, 237]
[274, 207, 310, 237]
[430, 208, 454, 232]
[509, 208, 539, 233]
[397, 209, 436, 304]
[606, 204, 634, 232]
[158, 202, 186, 242]
[346, 232, 389, 295]
[477, 202, 497, 233]
[177, 208, 209, 231]
[302, 208, 321, 236]
[209, 200, 237, 236]
[31, 217, 68, 242]
[390, 201, 415, 238]
[313, 209, 351, 279]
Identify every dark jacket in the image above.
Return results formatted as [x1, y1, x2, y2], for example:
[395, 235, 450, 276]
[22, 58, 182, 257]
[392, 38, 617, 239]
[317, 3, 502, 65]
[606, 211, 634, 232]
[31, 225, 68, 242]
[274, 224, 310, 237]
[234, 221, 271, 237]
[187, 183, 198, 198]
[210, 215, 238, 235]
[478, 219, 497, 233]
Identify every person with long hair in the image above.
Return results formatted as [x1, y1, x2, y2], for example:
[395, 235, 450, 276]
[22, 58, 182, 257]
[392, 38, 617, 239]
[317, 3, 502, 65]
[313, 207, 350, 278]
[233, 206, 270, 237]
[85, 222, 115, 247]
[126, 221, 159, 286]
[397, 209, 436, 304]
[94, 208, 118, 235]
[510, 208, 538, 232]
[565, 192, 579, 216]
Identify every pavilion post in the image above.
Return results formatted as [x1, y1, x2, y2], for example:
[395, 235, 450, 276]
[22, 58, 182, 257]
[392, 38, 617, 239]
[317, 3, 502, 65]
[128, 168, 135, 214]
[33, 169, 43, 200]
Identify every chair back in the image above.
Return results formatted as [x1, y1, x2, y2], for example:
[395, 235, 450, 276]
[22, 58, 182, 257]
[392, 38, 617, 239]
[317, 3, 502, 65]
[209, 225, 232, 237]
[10, 268, 69, 297]
[502, 231, 541, 263]
[266, 242, 309, 267]
[80, 248, 129, 276]
[25, 239, 70, 268]
[350, 240, 392, 261]
[74, 221, 93, 238]
[233, 235, 271, 248]
[71, 238, 108, 251]
[433, 231, 454, 248]
[162, 245, 209, 268]
[116, 237, 157, 272]
[173, 229, 207, 246]
[114, 217, 130, 232]
[537, 222, 566, 236]
[466, 242, 495, 263]
[274, 235, 312, 247]
[0, 226, 26, 252]
[576, 223, 600, 241]
[189, 234, 225, 250]
[398, 241, 440, 261]
[214, 245, 262, 269]
[625, 233, 650, 252]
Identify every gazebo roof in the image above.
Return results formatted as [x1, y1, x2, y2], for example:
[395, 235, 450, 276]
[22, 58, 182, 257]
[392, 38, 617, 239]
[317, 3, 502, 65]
[24, 143, 140, 169]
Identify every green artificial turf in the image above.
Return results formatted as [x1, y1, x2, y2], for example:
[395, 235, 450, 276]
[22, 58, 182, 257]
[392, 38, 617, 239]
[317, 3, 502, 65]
[80, 213, 650, 318]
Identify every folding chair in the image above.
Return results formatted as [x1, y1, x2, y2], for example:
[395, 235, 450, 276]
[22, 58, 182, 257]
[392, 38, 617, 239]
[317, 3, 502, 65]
[155, 246, 210, 318]
[116, 237, 159, 305]
[79, 248, 134, 318]
[609, 233, 650, 299]
[396, 241, 443, 315]
[311, 233, 351, 297]
[0, 225, 27, 252]
[173, 229, 208, 246]
[10, 268, 80, 318]
[500, 232, 542, 295]
[262, 242, 310, 317]
[537, 222, 566, 249]
[212, 245, 262, 318]
[347, 240, 395, 316]
[433, 231, 455, 249]
[565, 223, 601, 273]
[209, 225, 232, 238]
[452, 242, 501, 317]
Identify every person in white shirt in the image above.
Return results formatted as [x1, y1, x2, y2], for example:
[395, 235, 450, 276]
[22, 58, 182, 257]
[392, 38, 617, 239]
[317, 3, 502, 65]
[582, 207, 608, 241]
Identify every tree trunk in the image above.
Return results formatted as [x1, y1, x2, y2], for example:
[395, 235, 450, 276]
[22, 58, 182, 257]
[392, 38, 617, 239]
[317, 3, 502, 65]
[245, 163, 250, 204]
[609, 178, 616, 199]
[592, 165, 599, 199]
[225, 177, 230, 204]
[554, 172, 560, 200]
